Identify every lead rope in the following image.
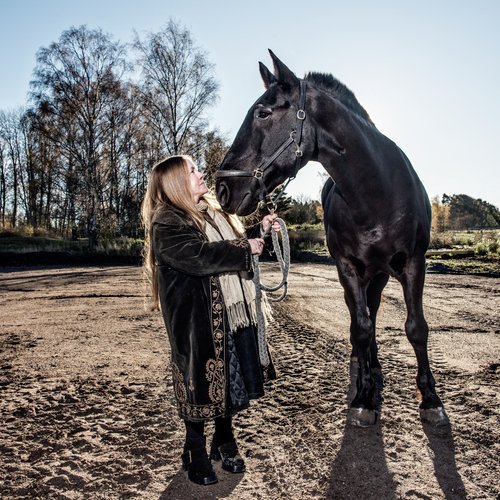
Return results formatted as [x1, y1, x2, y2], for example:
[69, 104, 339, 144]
[252, 218, 290, 367]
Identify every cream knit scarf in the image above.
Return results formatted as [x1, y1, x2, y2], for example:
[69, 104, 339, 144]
[197, 201, 271, 332]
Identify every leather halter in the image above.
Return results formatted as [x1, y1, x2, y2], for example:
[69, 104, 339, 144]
[216, 80, 307, 212]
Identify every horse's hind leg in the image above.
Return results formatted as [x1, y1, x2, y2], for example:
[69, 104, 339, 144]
[400, 255, 449, 426]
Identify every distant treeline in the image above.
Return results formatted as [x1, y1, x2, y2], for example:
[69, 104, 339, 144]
[269, 193, 500, 232]
[431, 194, 500, 232]
[1, 22, 498, 247]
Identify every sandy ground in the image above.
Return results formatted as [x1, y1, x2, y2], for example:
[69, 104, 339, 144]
[0, 263, 498, 500]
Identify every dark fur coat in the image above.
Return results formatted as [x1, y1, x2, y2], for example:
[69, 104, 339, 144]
[152, 204, 272, 421]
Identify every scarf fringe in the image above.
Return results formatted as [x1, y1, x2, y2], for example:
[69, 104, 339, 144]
[197, 201, 272, 333]
[226, 295, 273, 332]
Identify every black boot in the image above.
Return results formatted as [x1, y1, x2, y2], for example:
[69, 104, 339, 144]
[210, 435, 246, 473]
[182, 437, 218, 486]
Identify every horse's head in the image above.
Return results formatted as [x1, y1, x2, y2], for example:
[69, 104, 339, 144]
[216, 51, 313, 215]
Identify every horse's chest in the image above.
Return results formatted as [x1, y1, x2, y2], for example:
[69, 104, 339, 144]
[331, 223, 385, 250]
[359, 226, 384, 246]
[330, 223, 401, 263]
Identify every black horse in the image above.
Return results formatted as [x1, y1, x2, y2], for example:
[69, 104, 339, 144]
[216, 51, 448, 427]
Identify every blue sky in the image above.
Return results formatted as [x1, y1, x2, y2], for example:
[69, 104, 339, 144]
[1, 0, 499, 207]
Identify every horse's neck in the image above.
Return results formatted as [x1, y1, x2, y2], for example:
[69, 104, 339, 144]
[312, 93, 389, 201]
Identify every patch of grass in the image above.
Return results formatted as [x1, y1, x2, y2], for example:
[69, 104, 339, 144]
[0, 235, 87, 253]
[0, 233, 145, 256]
[96, 237, 144, 256]
[427, 257, 500, 276]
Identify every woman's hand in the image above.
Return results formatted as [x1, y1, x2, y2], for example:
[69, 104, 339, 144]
[249, 238, 265, 255]
[261, 213, 281, 234]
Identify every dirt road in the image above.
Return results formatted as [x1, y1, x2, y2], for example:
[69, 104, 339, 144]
[0, 264, 498, 499]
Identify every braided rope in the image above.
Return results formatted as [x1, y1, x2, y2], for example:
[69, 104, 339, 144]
[252, 218, 290, 366]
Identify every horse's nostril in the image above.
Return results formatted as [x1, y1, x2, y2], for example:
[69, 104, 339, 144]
[217, 181, 229, 207]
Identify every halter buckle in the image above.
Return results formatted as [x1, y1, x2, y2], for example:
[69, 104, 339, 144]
[297, 109, 306, 120]
[253, 169, 264, 179]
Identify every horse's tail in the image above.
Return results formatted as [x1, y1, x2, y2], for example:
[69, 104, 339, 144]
[321, 177, 335, 208]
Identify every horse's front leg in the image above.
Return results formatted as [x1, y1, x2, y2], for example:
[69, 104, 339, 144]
[400, 255, 449, 426]
[365, 272, 390, 370]
[337, 259, 377, 427]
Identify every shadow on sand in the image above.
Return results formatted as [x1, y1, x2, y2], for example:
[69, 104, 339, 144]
[159, 464, 243, 500]
[422, 422, 466, 499]
[328, 360, 465, 499]
[328, 360, 397, 499]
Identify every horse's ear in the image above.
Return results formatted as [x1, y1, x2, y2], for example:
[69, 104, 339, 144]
[268, 49, 299, 88]
[259, 62, 277, 89]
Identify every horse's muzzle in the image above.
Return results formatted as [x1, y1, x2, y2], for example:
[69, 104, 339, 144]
[215, 179, 230, 210]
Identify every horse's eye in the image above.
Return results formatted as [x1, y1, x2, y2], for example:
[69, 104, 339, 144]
[255, 109, 271, 120]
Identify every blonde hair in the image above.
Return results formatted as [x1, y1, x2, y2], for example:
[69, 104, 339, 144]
[141, 155, 244, 311]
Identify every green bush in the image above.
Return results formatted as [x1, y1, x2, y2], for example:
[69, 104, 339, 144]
[287, 225, 326, 251]
[474, 231, 499, 256]
[430, 229, 499, 253]
[32, 227, 55, 238]
[11, 224, 35, 237]
[474, 242, 489, 256]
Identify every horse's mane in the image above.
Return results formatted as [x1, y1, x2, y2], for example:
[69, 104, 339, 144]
[305, 72, 374, 125]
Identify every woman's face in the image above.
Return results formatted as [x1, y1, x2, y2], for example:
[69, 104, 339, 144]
[186, 160, 208, 203]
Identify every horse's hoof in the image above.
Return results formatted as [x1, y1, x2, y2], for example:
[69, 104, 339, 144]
[420, 406, 449, 426]
[347, 407, 377, 427]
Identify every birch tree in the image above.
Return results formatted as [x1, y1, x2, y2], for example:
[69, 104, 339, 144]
[134, 20, 219, 157]
[30, 25, 129, 246]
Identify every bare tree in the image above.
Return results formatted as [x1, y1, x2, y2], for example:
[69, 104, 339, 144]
[0, 109, 24, 227]
[100, 81, 144, 236]
[0, 138, 6, 226]
[134, 20, 219, 156]
[30, 25, 129, 247]
[28, 105, 78, 235]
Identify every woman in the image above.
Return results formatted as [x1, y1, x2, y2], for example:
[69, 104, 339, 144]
[142, 155, 278, 486]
